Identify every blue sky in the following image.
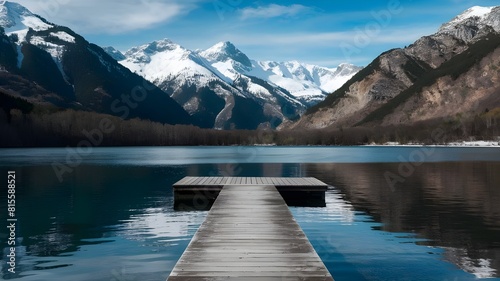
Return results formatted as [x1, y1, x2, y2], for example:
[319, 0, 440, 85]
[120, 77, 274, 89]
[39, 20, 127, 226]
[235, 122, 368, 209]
[21, 0, 500, 67]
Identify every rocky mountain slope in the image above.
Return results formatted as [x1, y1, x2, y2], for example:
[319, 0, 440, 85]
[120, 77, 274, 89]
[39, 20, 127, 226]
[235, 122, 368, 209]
[288, 6, 500, 130]
[0, 1, 192, 125]
[115, 40, 360, 129]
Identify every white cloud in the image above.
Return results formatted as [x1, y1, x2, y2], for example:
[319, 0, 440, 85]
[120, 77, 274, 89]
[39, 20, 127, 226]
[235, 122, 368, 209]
[239, 4, 313, 20]
[19, 0, 201, 34]
[222, 25, 437, 47]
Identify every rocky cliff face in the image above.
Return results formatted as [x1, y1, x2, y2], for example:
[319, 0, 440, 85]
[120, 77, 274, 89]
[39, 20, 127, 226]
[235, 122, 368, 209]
[286, 6, 500, 130]
[379, 40, 500, 126]
[0, 2, 194, 126]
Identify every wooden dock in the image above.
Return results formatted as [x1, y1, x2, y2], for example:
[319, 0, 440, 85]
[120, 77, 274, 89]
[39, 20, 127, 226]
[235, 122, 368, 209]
[174, 176, 328, 187]
[173, 177, 329, 209]
[168, 184, 334, 280]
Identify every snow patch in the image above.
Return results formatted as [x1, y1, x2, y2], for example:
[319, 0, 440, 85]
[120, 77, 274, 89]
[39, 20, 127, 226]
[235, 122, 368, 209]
[439, 5, 499, 35]
[50, 31, 75, 43]
[120, 41, 222, 90]
[248, 82, 272, 99]
[1, 1, 53, 43]
[450, 6, 494, 24]
[20, 15, 51, 31]
[29, 35, 70, 82]
[30, 35, 63, 56]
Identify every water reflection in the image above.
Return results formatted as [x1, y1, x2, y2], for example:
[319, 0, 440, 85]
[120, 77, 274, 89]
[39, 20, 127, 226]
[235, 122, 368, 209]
[0, 164, 204, 280]
[306, 162, 500, 278]
[120, 207, 207, 242]
[0, 148, 499, 280]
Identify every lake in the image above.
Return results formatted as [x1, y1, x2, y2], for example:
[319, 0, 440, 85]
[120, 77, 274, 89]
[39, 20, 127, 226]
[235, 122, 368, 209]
[1, 146, 500, 280]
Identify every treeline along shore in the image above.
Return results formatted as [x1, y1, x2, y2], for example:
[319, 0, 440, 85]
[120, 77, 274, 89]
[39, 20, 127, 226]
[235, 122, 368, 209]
[1, 97, 499, 147]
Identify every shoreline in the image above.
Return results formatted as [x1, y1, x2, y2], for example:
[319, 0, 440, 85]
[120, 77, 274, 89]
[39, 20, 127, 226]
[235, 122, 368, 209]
[366, 140, 500, 147]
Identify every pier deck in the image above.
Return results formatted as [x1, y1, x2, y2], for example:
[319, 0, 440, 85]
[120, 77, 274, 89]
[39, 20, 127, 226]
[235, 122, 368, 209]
[168, 184, 334, 280]
[174, 176, 327, 187]
[173, 177, 329, 208]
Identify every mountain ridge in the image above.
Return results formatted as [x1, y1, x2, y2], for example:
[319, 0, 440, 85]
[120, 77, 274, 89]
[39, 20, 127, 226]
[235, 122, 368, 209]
[287, 5, 500, 131]
[0, 1, 193, 125]
[115, 38, 360, 129]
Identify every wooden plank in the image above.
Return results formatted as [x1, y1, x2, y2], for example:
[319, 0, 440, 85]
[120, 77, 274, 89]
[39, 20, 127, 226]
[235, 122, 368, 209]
[201, 177, 210, 185]
[178, 176, 194, 185]
[208, 177, 218, 185]
[192, 177, 203, 185]
[230, 177, 236, 185]
[270, 177, 277, 185]
[192, 176, 203, 184]
[267, 177, 275, 185]
[174, 177, 328, 187]
[212, 177, 221, 185]
[304, 178, 315, 185]
[175, 177, 188, 185]
[173, 177, 328, 192]
[219, 177, 227, 185]
[168, 185, 333, 280]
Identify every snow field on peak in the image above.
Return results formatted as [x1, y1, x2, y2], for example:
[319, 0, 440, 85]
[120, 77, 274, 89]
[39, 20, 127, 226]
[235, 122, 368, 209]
[439, 5, 499, 34]
[452, 6, 495, 23]
[118, 39, 361, 109]
[1, 3, 52, 36]
[121, 46, 222, 90]
[50, 31, 75, 43]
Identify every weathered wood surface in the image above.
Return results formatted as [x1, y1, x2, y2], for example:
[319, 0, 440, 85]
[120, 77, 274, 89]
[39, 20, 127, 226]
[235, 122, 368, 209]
[174, 177, 327, 187]
[168, 185, 334, 281]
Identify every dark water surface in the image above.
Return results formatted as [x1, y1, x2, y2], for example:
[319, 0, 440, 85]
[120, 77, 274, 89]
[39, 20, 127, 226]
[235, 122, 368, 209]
[0, 147, 499, 280]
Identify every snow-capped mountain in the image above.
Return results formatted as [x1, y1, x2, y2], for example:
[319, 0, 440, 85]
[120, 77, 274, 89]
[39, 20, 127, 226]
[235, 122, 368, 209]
[288, 5, 500, 130]
[0, 1, 52, 36]
[121, 39, 229, 93]
[438, 6, 500, 42]
[116, 39, 360, 129]
[249, 61, 361, 105]
[199, 41, 252, 76]
[1, 2, 61, 68]
[102, 46, 126, 61]
[119, 39, 274, 129]
[0, 1, 192, 125]
[196, 41, 361, 105]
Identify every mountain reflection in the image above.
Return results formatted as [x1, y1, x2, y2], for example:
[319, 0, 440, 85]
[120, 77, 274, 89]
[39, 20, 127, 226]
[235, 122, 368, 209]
[1, 156, 499, 280]
[306, 162, 500, 278]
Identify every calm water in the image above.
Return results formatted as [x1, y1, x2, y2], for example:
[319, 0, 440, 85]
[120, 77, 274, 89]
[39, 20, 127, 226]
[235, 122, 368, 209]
[0, 146, 500, 281]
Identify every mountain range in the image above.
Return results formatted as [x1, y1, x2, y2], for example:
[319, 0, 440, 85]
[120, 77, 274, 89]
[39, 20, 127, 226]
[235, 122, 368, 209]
[0, 1, 192, 125]
[109, 40, 360, 129]
[0, 1, 360, 130]
[286, 6, 500, 131]
[1, 1, 499, 137]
